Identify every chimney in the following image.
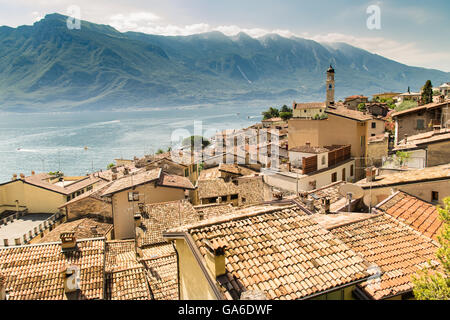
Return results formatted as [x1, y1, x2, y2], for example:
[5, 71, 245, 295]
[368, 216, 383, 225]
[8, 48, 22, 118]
[433, 125, 442, 134]
[404, 134, 408, 144]
[321, 197, 331, 214]
[12, 173, 17, 181]
[134, 214, 142, 229]
[366, 167, 377, 183]
[287, 162, 291, 172]
[134, 214, 145, 257]
[0, 273, 6, 300]
[198, 211, 205, 221]
[111, 167, 118, 173]
[19, 173, 25, 179]
[31, 171, 35, 175]
[60, 232, 77, 251]
[123, 167, 129, 175]
[62, 265, 80, 299]
[204, 239, 227, 278]
[306, 198, 315, 211]
[111, 173, 117, 181]
[300, 192, 308, 204]
[90, 226, 98, 237]
[306, 141, 311, 147]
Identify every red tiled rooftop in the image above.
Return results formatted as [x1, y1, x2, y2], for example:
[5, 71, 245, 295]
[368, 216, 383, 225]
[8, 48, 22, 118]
[375, 191, 444, 241]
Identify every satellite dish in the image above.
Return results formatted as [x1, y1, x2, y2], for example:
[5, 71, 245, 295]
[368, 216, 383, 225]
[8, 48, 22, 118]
[338, 183, 364, 200]
[363, 192, 379, 208]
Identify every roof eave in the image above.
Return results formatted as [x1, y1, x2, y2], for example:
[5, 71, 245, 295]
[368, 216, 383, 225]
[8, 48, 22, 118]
[162, 231, 226, 300]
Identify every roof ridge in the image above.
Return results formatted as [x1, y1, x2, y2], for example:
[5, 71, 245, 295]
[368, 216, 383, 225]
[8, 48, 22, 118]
[167, 204, 299, 233]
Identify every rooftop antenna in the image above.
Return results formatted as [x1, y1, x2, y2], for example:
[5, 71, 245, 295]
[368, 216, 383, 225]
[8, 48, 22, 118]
[338, 183, 364, 213]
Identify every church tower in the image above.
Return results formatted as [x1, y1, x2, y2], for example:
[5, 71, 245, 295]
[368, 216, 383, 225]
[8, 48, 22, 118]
[326, 65, 335, 107]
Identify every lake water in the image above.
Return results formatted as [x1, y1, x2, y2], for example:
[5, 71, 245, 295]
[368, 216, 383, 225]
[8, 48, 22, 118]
[0, 102, 271, 182]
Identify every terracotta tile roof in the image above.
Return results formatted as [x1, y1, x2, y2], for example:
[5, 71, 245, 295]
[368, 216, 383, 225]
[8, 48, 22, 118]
[106, 266, 152, 300]
[219, 163, 258, 176]
[158, 172, 194, 190]
[141, 244, 178, 300]
[198, 167, 266, 202]
[391, 100, 450, 117]
[105, 240, 178, 300]
[105, 240, 140, 272]
[101, 168, 161, 196]
[96, 165, 142, 182]
[0, 239, 105, 300]
[375, 191, 443, 241]
[177, 205, 370, 300]
[105, 240, 152, 300]
[306, 181, 346, 213]
[194, 203, 236, 219]
[326, 105, 373, 121]
[330, 213, 439, 299]
[313, 212, 375, 230]
[23, 173, 101, 196]
[293, 102, 326, 110]
[394, 129, 450, 151]
[357, 164, 450, 188]
[60, 182, 113, 208]
[345, 95, 368, 101]
[142, 200, 199, 247]
[38, 218, 113, 243]
[262, 117, 283, 122]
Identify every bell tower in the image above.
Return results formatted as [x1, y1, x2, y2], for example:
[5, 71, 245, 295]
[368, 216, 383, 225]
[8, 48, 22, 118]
[326, 65, 335, 107]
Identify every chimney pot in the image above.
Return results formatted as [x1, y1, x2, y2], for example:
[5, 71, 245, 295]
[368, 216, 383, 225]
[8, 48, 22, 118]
[306, 198, 315, 211]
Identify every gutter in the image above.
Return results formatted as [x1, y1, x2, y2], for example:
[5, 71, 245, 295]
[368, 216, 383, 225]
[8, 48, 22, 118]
[163, 231, 225, 300]
[301, 276, 372, 300]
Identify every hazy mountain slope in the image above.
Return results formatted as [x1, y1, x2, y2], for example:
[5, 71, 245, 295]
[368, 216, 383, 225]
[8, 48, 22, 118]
[0, 13, 448, 111]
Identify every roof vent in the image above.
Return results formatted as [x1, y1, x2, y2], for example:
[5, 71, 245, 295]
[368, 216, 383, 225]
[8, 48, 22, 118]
[60, 232, 77, 251]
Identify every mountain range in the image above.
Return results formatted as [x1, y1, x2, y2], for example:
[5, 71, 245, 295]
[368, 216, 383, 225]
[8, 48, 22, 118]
[0, 13, 448, 111]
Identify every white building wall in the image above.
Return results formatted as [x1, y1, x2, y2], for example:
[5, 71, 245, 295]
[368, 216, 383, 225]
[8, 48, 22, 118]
[263, 160, 356, 192]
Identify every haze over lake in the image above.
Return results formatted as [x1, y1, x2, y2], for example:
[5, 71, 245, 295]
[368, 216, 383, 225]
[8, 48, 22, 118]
[0, 101, 271, 182]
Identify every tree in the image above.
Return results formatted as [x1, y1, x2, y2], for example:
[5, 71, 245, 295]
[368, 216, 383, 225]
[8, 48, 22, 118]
[357, 103, 366, 111]
[422, 80, 433, 105]
[412, 197, 450, 300]
[106, 163, 115, 169]
[262, 107, 280, 120]
[396, 100, 418, 112]
[156, 148, 165, 155]
[395, 151, 411, 167]
[280, 105, 292, 113]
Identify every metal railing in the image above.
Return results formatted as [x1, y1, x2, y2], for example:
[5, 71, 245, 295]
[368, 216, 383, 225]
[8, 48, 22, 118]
[0, 211, 63, 247]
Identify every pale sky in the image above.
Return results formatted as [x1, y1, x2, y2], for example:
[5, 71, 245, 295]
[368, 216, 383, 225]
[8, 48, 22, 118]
[1, 0, 449, 71]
